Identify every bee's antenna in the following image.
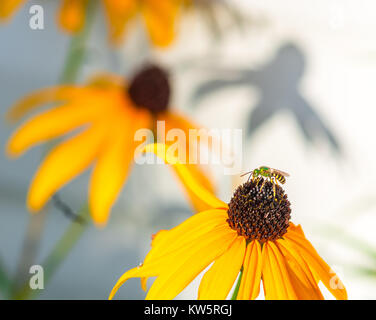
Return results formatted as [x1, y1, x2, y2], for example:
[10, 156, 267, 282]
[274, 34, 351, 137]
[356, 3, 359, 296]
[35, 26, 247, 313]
[240, 170, 253, 177]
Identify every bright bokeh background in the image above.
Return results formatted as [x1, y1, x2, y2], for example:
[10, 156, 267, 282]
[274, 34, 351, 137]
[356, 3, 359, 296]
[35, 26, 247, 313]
[1, 0, 376, 299]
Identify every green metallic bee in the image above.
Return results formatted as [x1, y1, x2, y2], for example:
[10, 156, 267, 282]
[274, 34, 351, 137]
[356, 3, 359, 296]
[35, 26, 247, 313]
[241, 166, 290, 198]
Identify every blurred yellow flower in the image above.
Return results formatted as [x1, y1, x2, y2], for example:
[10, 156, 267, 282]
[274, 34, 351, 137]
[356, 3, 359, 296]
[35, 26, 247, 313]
[6, 66, 214, 226]
[0, 0, 182, 46]
[109, 143, 347, 300]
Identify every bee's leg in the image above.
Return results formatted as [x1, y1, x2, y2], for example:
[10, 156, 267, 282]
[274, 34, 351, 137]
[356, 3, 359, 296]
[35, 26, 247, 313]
[259, 178, 267, 192]
[272, 178, 277, 201]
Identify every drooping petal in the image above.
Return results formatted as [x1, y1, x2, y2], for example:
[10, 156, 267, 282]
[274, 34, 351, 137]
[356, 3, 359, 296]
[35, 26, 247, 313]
[109, 264, 158, 300]
[89, 109, 150, 226]
[27, 124, 107, 212]
[89, 133, 132, 226]
[6, 86, 83, 122]
[103, 0, 137, 44]
[262, 241, 297, 300]
[237, 240, 263, 300]
[0, 0, 25, 20]
[6, 102, 102, 157]
[276, 239, 324, 300]
[145, 225, 238, 300]
[110, 222, 236, 300]
[182, 164, 216, 212]
[140, 209, 228, 289]
[284, 230, 347, 300]
[142, 143, 227, 209]
[145, 209, 228, 261]
[198, 236, 245, 300]
[141, 0, 181, 47]
[161, 112, 216, 212]
[58, 0, 87, 33]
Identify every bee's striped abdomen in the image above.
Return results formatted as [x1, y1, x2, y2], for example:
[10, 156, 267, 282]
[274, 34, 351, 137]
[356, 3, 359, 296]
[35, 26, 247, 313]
[272, 173, 286, 184]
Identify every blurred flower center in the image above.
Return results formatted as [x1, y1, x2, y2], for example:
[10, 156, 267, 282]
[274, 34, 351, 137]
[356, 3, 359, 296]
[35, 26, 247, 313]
[128, 64, 170, 114]
[227, 179, 291, 242]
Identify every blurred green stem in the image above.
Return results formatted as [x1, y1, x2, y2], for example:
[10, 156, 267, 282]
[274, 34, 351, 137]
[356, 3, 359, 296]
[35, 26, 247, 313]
[59, 0, 97, 83]
[11, 210, 47, 295]
[231, 270, 243, 300]
[12, 207, 90, 300]
[0, 256, 11, 299]
[10, 1, 98, 299]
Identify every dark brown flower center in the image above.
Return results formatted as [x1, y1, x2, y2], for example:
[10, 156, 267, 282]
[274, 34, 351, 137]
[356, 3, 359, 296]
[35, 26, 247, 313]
[127, 64, 170, 114]
[227, 178, 291, 242]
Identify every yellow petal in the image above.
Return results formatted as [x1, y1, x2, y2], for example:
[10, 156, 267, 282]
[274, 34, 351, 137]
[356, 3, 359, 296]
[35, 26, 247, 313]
[276, 239, 324, 300]
[140, 277, 148, 291]
[6, 86, 82, 122]
[288, 222, 305, 236]
[141, 200, 224, 282]
[262, 241, 297, 300]
[162, 112, 216, 212]
[141, 0, 180, 47]
[58, 0, 87, 33]
[142, 143, 227, 209]
[237, 240, 263, 300]
[6, 102, 101, 157]
[110, 222, 235, 300]
[0, 0, 25, 20]
[27, 124, 106, 212]
[89, 109, 149, 226]
[109, 264, 158, 300]
[284, 230, 347, 300]
[145, 209, 228, 262]
[198, 236, 245, 300]
[87, 73, 125, 89]
[261, 242, 278, 299]
[89, 134, 132, 226]
[103, 0, 137, 44]
[145, 224, 237, 300]
[140, 209, 228, 287]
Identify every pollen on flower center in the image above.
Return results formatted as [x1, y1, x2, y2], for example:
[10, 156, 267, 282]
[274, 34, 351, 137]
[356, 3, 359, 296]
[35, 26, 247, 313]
[127, 64, 171, 114]
[227, 178, 291, 242]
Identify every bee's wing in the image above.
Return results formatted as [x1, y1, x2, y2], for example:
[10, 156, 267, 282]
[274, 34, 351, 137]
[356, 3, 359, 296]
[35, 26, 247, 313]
[270, 168, 290, 177]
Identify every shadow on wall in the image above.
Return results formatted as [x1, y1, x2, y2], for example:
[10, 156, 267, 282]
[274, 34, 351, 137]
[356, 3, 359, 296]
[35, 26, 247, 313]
[192, 42, 341, 154]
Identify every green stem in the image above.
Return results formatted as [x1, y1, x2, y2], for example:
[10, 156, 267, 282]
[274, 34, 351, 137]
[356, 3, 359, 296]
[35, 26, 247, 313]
[11, 210, 47, 296]
[12, 207, 90, 300]
[231, 269, 243, 300]
[10, 0, 98, 300]
[0, 256, 11, 299]
[59, 0, 97, 83]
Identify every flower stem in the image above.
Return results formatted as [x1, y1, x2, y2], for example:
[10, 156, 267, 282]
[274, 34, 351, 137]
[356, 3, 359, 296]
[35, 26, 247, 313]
[59, 0, 97, 83]
[0, 256, 11, 299]
[231, 269, 243, 300]
[10, 0, 98, 300]
[12, 207, 90, 300]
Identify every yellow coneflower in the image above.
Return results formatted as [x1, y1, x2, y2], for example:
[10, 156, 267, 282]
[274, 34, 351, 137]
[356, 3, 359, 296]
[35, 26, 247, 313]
[6, 65, 214, 226]
[109, 143, 347, 300]
[0, 0, 182, 46]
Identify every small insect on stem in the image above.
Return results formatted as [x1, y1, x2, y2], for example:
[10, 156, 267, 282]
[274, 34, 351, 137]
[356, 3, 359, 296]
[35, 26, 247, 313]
[52, 194, 86, 224]
[241, 166, 290, 200]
